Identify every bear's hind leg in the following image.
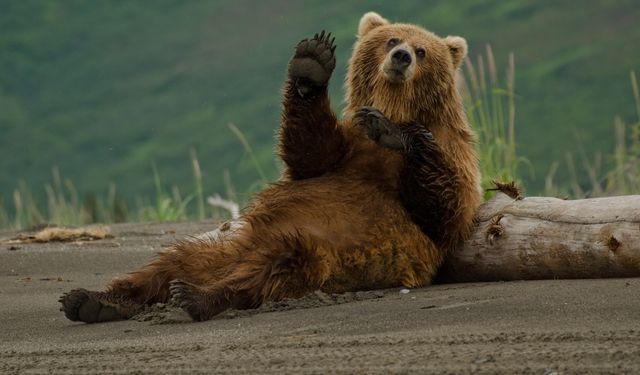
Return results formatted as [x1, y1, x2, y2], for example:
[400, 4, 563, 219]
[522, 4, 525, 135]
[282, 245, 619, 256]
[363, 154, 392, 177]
[169, 240, 332, 321]
[59, 238, 238, 323]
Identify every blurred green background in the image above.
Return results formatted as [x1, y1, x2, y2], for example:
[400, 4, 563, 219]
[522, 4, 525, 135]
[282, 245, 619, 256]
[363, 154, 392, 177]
[1, 0, 639, 227]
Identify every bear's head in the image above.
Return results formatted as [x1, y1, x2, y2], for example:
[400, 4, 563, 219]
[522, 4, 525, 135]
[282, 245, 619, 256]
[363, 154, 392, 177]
[345, 12, 468, 124]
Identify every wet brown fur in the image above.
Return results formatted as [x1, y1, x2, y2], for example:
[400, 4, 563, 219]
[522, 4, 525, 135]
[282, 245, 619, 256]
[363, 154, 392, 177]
[61, 13, 481, 322]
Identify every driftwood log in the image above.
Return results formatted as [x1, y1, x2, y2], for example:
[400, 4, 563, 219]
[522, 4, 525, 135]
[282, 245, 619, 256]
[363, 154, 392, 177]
[439, 192, 640, 282]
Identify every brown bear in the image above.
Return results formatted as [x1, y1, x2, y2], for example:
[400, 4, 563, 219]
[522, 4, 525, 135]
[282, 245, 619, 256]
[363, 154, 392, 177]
[59, 12, 481, 322]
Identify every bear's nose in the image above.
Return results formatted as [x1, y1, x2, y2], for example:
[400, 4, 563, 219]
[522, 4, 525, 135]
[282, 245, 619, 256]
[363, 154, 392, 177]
[391, 48, 412, 69]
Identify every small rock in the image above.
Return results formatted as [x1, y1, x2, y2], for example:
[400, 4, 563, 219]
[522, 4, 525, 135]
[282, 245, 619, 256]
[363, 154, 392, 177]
[399, 288, 410, 294]
[474, 355, 495, 364]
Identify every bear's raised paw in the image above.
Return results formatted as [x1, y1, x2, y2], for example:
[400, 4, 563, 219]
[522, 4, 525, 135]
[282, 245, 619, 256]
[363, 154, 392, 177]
[288, 30, 336, 97]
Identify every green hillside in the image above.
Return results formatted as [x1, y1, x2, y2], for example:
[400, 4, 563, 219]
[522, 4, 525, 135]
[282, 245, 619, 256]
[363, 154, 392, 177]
[1, 0, 639, 210]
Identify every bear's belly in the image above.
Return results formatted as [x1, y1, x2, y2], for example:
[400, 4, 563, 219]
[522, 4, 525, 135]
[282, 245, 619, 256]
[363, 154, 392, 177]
[254, 176, 427, 253]
[250, 176, 409, 243]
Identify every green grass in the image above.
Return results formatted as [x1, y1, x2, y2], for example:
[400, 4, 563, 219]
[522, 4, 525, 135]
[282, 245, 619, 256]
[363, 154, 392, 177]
[460, 45, 531, 197]
[543, 71, 640, 198]
[606, 70, 640, 195]
[0, 158, 234, 230]
[0, 121, 269, 229]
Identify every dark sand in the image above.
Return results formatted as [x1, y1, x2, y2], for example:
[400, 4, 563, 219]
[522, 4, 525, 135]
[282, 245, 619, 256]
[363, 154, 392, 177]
[1, 221, 638, 374]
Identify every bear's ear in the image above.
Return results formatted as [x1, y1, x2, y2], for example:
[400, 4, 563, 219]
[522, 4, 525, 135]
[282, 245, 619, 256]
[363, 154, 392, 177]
[444, 36, 468, 68]
[358, 12, 389, 37]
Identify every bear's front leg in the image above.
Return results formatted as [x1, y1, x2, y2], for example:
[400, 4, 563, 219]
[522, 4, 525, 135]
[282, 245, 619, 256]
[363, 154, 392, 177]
[355, 106, 463, 250]
[279, 31, 348, 180]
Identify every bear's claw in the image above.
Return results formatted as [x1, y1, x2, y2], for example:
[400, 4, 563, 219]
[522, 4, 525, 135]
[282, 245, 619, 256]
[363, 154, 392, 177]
[288, 30, 337, 97]
[355, 107, 437, 153]
[355, 106, 408, 151]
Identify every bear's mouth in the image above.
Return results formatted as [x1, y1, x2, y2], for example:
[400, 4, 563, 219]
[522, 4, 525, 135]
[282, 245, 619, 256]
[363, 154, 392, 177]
[383, 68, 407, 83]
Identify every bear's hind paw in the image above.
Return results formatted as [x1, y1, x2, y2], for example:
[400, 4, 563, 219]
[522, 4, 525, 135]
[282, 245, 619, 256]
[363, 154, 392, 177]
[169, 279, 224, 322]
[59, 289, 125, 323]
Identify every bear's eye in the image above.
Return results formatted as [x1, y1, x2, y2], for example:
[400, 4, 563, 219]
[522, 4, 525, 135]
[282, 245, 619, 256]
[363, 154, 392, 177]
[387, 38, 400, 47]
[415, 48, 426, 59]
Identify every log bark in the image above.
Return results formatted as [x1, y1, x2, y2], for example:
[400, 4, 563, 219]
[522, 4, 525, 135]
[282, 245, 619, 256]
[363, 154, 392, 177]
[439, 193, 640, 282]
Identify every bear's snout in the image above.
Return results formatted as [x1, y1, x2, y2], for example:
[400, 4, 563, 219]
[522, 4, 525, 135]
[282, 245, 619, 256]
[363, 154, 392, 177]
[382, 46, 416, 83]
[391, 48, 412, 70]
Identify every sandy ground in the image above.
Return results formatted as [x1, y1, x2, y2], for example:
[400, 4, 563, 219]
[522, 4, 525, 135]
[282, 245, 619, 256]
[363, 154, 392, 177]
[1, 221, 639, 374]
